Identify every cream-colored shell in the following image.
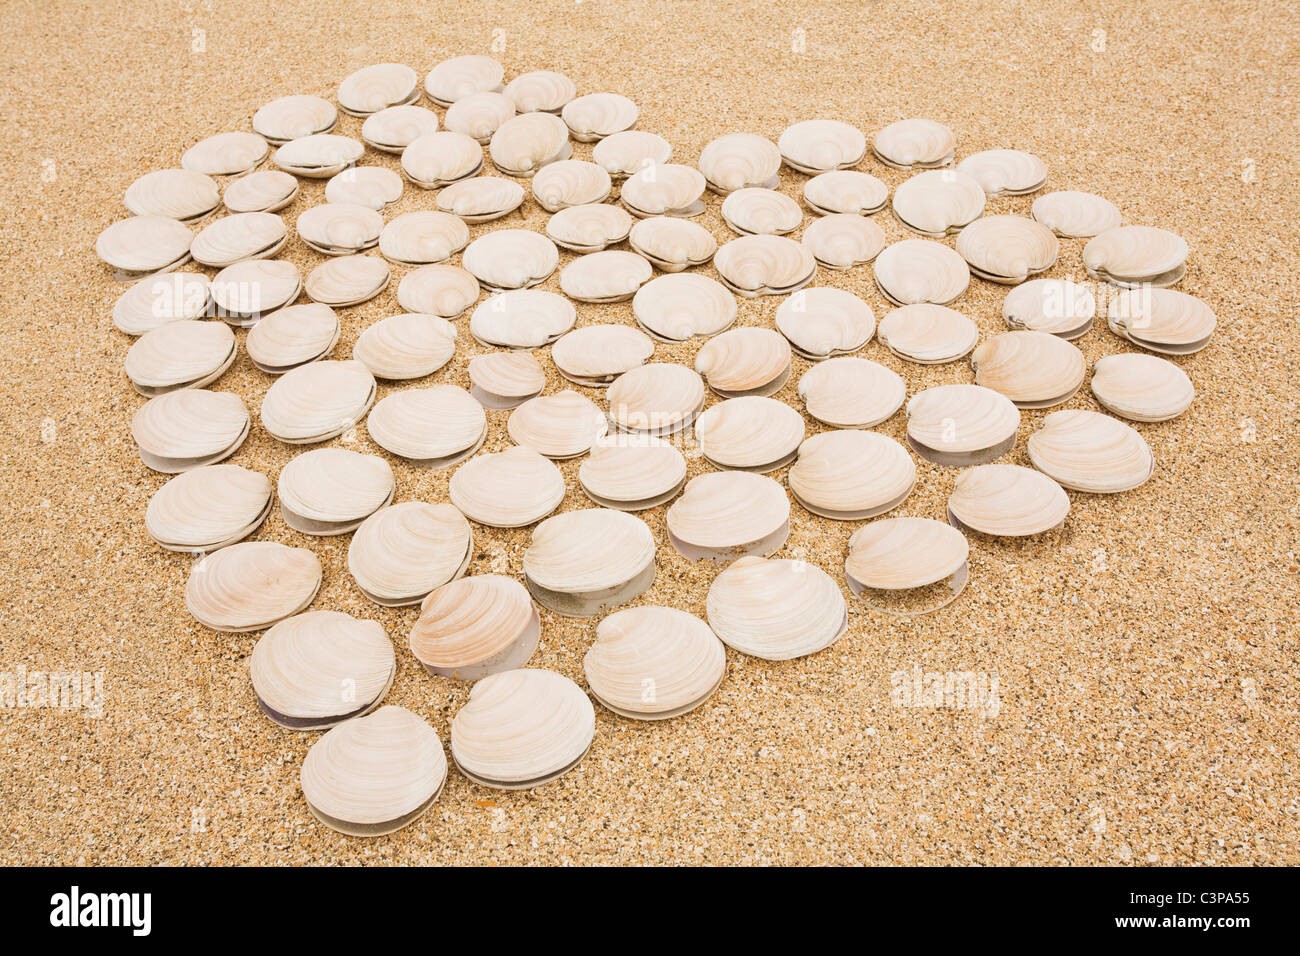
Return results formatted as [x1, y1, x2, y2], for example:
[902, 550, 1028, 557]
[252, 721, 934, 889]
[694, 396, 805, 471]
[96, 216, 193, 277]
[296, 202, 383, 255]
[145, 464, 272, 552]
[695, 327, 792, 397]
[211, 258, 301, 321]
[324, 166, 404, 210]
[378, 210, 469, 265]
[721, 187, 802, 236]
[775, 287, 875, 359]
[261, 359, 376, 443]
[400, 131, 484, 188]
[338, 63, 419, 116]
[272, 133, 364, 177]
[947, 464, 1070, 537]
[873, 239, 969, 306]
[906, 383, 1021, 465]
[1031, 190, 1121, 238]
[552, 325, 654, 386]
[801, 214, 885, 269]
[1089, 353, 1194, 422]
[877, 303, 979, 364]
[467, 351, 545, 408]
[627, 216, 716, 271]
[277, 448, 394, 533]
[532, 160, 612, 211]
[546, 202, 633, 252]
[632, 274, 734, 341]
[524, 509, 656, 616]
[872, 118, 956, 169]
[304, 255, 390, 307]
[223, 170, 298, 214]
[181, 131, 268, 176]
[253, 94, 338, 144]
[360, 104, 439, 152]
[366, 386, 486, 465]
[578, 435, 687, 510]
[697, 133, 782, 193]
[489, 111, 571, 176]
[666, 471, 790, 561]
[777, 120, 867, 174]
[706, 556, 847, 660]
[562, 92, 638, 141]
[797, 357, 905, 428]
[190, 212, 286, 267]
[131, 389, 248, 472]
[846, 517, 969, 590]
[957, 148, 1048, 196]
[891, 169, 985, 236]
[410, 575, 539, 680]
[352, 313, 455, 380]
[971, 330, 1086, 408]
[462, 230, 559, 291]
[592, 130, 672, 178]
[789, 430, 916, 520]
[435, 177, 525, 222]
[448, 447, 566, 527]
[396, 263, 480, 317]
[507, 390, 608, 458]
[802, 170, 889, 216]
[124, 319, 235, 395]
[505, 70, 577, 113]
[348, 502, 472, 606]
[424, 55, 505, 107]
[620, 163, 707, 217]
[469, 289, 575, 348]
[444, 91, 516, 143]
[185, 541, 321, 632]
[1084, 225, 1189, 287]
[246, 303, 339, 373]
[125, 169, 220, 222]
[1107, 288, 1215, 354]
[713, 234, 817, 297]
[607, 362, 707, 434]
[559, 250, 652, 302]
[1027, 409, 1154, 493]
[1002, 278, 1096, 338]
[956, 214, 1059, 283]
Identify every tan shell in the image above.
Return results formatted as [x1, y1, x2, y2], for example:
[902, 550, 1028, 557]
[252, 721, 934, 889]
[253, 94, 338, 144]
[505, 70, 577, 113]
[695, 396, 805, 471]
[706, 556, 847, 660]
[877, 303, 979, 364]
[448, 447, 565, 527]
[971, 331, 1086, 408]
[324, 166, 404, 210]
[620, 162, 708, 218]
[435, 177, 525, 223]
[802, 170, 889, 216]
[360, 105, 439, 152]
[131, 388, 249, 472]
[552, 325, 655, 387]
[250, 611, 393, 729]
[698, 133, 782, 193]
[532, 160, 612, 212]
[607, 362, 706, 434]
[469, 289, 575, 347]
[277, 447, 395, 534]
[444, 91, 516, 143]
[125, 169, 220, 222]
[462, 230, 559, 291]
[797, 357, 906, 428]
[348, 502, 472, 606]
[947, 464, 1070, 537]
[304, 255, 390, 307]
[1003, 278, 1096, 339]
[300, 706, 445, 836]
[272, 134, 364, 177]
[400, 131, 484, 188]
[425, 55, 505, 107]
[524, 509, 656, 616]
[185, 541, 321, 632]
[777, 120, 867, 174]
[789, 430, 916, 520]
[1089, 353, 1194, 422]
[562, 92, 638, 141]
[890, 169, 986, 236]
[846, 517, 969, 603]
[559, 250, 652, 303]
[578, 434, 687, 510]
[1106, 288, 1216, 354]
[584, 607, 726, 718]
[261, 359, 377, 443]
[632, 274, 734, 341]
[181, 131, 269, 176]
[721, 187, 802, 236]
[956, 214, 1059, 283]
[246, 303, 340, 373]
[378, 211, 469, 265]
[96, 215, 193, 278]
[190, 212, 286, 268]
[296, 202, 383, 255]
[211, 258, 302, 323]
[592, 130, 672, 179]
[507, 390, 608, 458]
[223, 170, 298, 214]
[451, 669, 594, 789]
[801, 214, 885, 270]
[145, 464, 272, 552]
[626, 216, 716, 272]
[666, 471, 790, 562]
[1084, 225, 1189, 287]
[352, 313, 455, 380]
[906, 383, 1021, 466]
[872, 119, 956, 169]
[873, 239, 969, 306]
[713, 234, 817, 297]
[489, 111, 572, 176]
[467, 351, 545, 408]
[338, 63, 419, 116]
[546, 203, 633, 253]
[113, 272, 211, 336]
[410, 575, 539, 680]
[396, 263, 480, 317]
[124, 319, 235, 395]
[775, 287, 875, 359]
[695, 327, 792, 397]
[366, 385, 486, 466]
[1031, 190, 1121, 238]
[957, 149, 1048, 196]
[1027, 409, 1155, 493]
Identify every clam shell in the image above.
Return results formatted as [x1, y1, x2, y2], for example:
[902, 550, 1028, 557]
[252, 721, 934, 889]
[578, 434, 687, 510]
[125, 169, 220, 222]
[448, 447, 565, 527]
[469, 289, 575, 347]
[546, 203, 633, 253]
[305, 255, 391, 307]
[190, 212, 286, 268]
[956, 214, 1059, 284]
[877, 303, 979, 363]
[124, 319, 235, 396]
[185, 541, 321, 632]
[366, 385, 486, 466]
[297, 202, 383, 255]
[505, 70, 576, 113]
[721, 187, 802, 236]
[277, 447, 394, 535]
[462, 229, 559, 291]
[552, 325, 655, 386]
[410, 575, 538, 679]
[1084, 225, 1189, 287]
[1027, 409, 1154, 493]
[489, 111, 571, 176]
[802, 170, 889, 216]
[424, 55, 505, 107]
[260, 359, 377, 444]
[252, 94, 338, 144]
[96, 215, 192, 279]
[349, 502, 473, 606]
[507, 390, 608, 458]
[632, 274, 735, 341]
[890, 169, 986, 236]
[1089, 353, 1194, 422]
[435, 177, 525, 223]
[131, 388, 249, 472]
[559, 250, 652, 303]
[451, 669, 594, 789]
[695, 396, 805, 472]
[301, 706, 446, 836]
[360, 104, 439, 153]
[246, 302, 340, 373]
[396, 263, 480, 317]
[775, 286, 875, 359]
[873, 239, 969, 306]
[626, 216, 716, 271]
[971, 330, 1086, 408]
[1002, 278, 1096, 339]
[1106, 288, 1215, 354]
[957, 148, 1048, 196]
[467, 351, 545, 408]
[947, 464, 1070, 537]
[112, 272, 211, 336]
[181, 131, 269, 177]
[352, 312, 456, 380]
[789, 430, 916, 520]
[713, 234, 817, 297]
[532, 159, 612, 211]
[211, 258, 302, 323]
[584, 607, 726, 719]
[706, 556, 847, 660]
[777, 120, 866, 174]
[694, 327, 792, 397]
[620, 163, 707, 218]
[145, 464, 272, 552]
[338, 63, 419, 116]
[797, 357, 905, 428]
[666, 471, 790, 562]
[593, 130, 672, 179]
[562, 92, 638, 142]
[272, 134, 364, 178]
[872, 118, 956, 169]
[523, 509, 656, 616]
[1031, 190, 1121, 238]
[845, 517, 969, 611]
[378, 211, 469, 265]
[697, 133, 781, 193]
[400, 131, 483, 188]
[251, 611, 394, 729]
[324, 166, 404, 210]
[801, 214, 885, 270]
[444, 91, 516, 143]
[223, 170, 298, 214]
[607, 362, 706, 434]
[906, 383, 1021, 466]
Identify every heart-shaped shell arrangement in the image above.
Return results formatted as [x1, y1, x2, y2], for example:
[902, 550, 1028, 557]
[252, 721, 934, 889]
[593, 130, 672, 179]
[775, 287, 876, 359]
[946, 464, 1070, 537]
[489, 111, 571, 176]
[891, 169, 986, 237]
[185, 541, 322, 632]
[789, 430, 916, 520]
[873, 239, 969, 306]
[778, 120, 866, 174]
[1028, 409, 1154, 493]
[721, 188, 803, 236]
[1002, 278, 1096, 339]
[620, 163, 708, 218]
[627, 216, 716, 272]
[145, 464, 272, 552]
[872, 118, 956, 169]
[877, 303, 979, 364]
[802, 214, 885, 269]
[410, 575, 539, 680]
[561, 92, 638, 141]
[845, 518, 970, 615]
[970, 331, 1087, 408]
[713, 235, 817, 297]
[467, 352, 545, 408]
[694, 396, 806, 471]
[698, 133, 782, 193]
[462, 230, 558, 291]
[276, 448, 394, 535]
[666, 471, 790, 561]
[367, 385, 487, 467]
[546, 203, 633, 253]
[803, 170, 889, 216]
[797, 357, 905, 428]
[435, 177, 525, 222]
[347, 502, 472, 607]
[1084, 226, 1188, 287]
[906, 383, 1021, 466]
[132, 388, 249, 472]
[706, 556, 847, 660]
[551, 324, 655, 386]
[578, 435, 687, 510]
[1106, 288, 1215, 354]
[607, 362, 707, 435]
[1031, 190, 1121, 238]
[470, 289, 575, 348]
[247, 303, 341, 374]
[957, 148, 1048, 196]
[449, 447, 565, 527]
[396, 263, 480, 317]
[523, 509, 656, 617]
[123, 320, 236, 396]
[261, 359, 376, 444]
[1089, 353, 1194, 422]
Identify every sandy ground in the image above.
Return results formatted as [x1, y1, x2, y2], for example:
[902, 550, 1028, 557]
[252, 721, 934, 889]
[0, 0, 1297, 865]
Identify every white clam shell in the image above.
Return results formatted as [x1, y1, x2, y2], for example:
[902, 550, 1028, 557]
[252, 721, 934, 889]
[1003, 278, 1096, 338]
[366, 385, 486, 466]
[96, 215, 193, 278]
[1089, 353, 1194, 422]
[296, 202, 383, 255]
[211, 258, 302, 323]
[125, 169, 220, 222]
[713, 234, 817, 297]
[695, 396, 805, 471]
[277, 447, 394, 535]
[803, 170, 889, 216]
[410, 575, 538, 680]
[552, 324, 654, 386]
[593, 130, 672, 178]
[666, 471, 790, 562]
[721, 187, 802, 236]
[695, 327, 792, 397]
[396, 263, 479, 317]
[223, 169, 298, 214]
[872, 118, 956, 169]
[185, 541, 321, 632]
[253, 94, 338, 144]
[971, 330, 1086, 408]
[957, 148, 1048, 196]
[360, 105, 439, 152]
[181, 131, 269, 177]
[607, 362, 706, 434]
[448, 447, 565, 527]
[789, 430, 916, 520]
[906, 383, 1021, 466]
[505, 70, 576, 112]
[400, 131, 484, 188]
[378, 211, 469, 265]
[467, 351, 546, 408]
[424, 55, 505, 107]
[776, 286, 875, 359]
[1031, 190, 1121, 238]
[707, 556, 847, 660]
[1084, 225, 1189, 287]
[348, 502, 472, 606]
[546, 202, 633, 252]
[325, 166, 404, 210]
[462, 230, 559, 291]
[523, 509, 656, 616]
[507, 390, 608, 458]
[338, 63, 419, 116]
[947, 464, 1070, 537]
[562, 92, 638, 141]
[532, 159, 612, 211]
[470, 289, 575, 347]
[632, 274, 734, 341]
[131, 388, 249, 472]
[444, 91, 516, 143]
[873, 239, 969, 306]
[891, 169, 986, 236]
[956, 214, 1059, 284]
[578, 435, 686, 510]
[778, 120, 866, 174]
[435, 177, 525, 222]
[260, 359, 377, 443]
[877, 303, 979, 363]
[559, 250, 652, 303]
[113, 272, 211, 336]
[124, 319, 235, 395]
[451, 669, 594, 789]
[1106, 288, 1215, 354]
[846, 517, 969, 605]
[801, 214, 885, 270]
[145, 464, 272, 552]
[304, 255, 390, 307]
[627, 216, 716, 271]
[797, 357, 905, 428]
[190, 212, 286, 268]
[489, 111, 571, 176]
[1028, 409, 1154, 493]
[272, 133, 364, 177]
[246, 302, 339, 373]
[698, 133, 781, 193]
[620, 163, 708, 218]
[352, 312, 455, 380]
[584, 607, 726, 718]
